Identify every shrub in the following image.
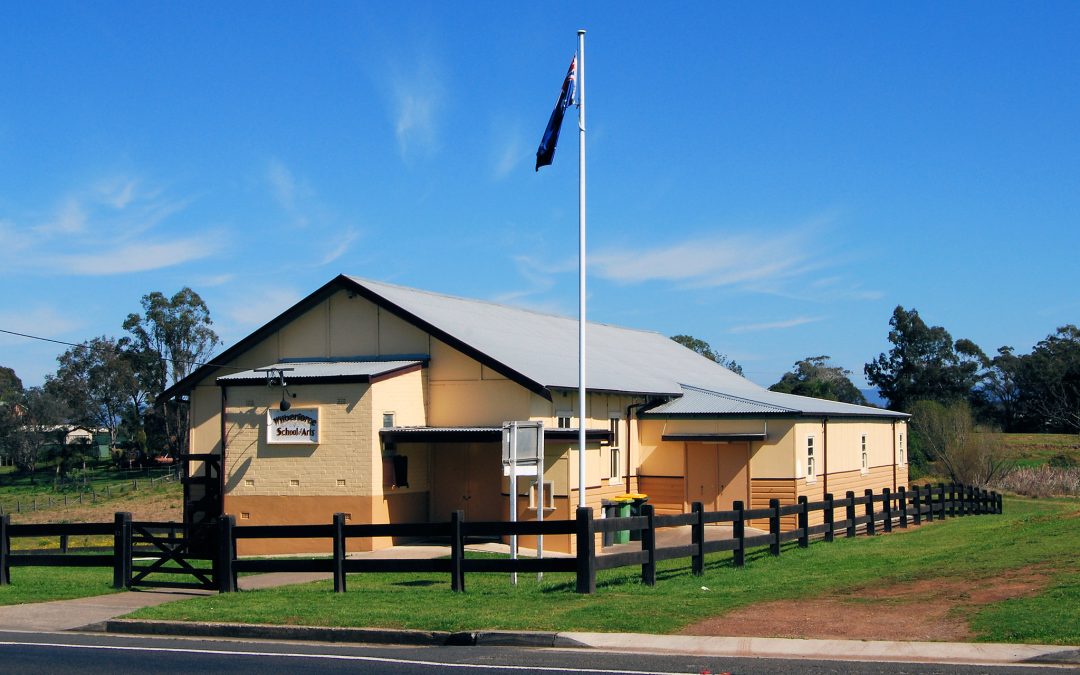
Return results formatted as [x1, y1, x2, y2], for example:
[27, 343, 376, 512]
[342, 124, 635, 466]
[995, 466, 1080, 498]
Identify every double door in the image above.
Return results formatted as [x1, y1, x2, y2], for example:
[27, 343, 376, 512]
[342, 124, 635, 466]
[432, 442, 504, 521]
[686, 442, 749, 511]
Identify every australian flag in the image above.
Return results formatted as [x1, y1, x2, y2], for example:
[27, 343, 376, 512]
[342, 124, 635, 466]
[535, 56, 577, 171]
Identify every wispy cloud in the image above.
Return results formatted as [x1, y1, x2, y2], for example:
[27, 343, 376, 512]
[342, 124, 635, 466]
[260, 159, 362, 266]
[591, 228, 822, 289]
[727, 316, 825, 334]
[378, 54, 445, 161]
[1, 175, 219, 277]
[57, 236, 221, 275]
[0, 306, 81, 346]
[490, 119, 524, 180]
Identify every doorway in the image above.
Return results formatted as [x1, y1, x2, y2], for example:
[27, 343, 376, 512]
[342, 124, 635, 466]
[431, 442, 504, 521]
[685, 442, 749, 511]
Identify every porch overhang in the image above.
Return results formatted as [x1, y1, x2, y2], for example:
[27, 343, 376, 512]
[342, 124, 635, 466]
[661, 432, 767, 443]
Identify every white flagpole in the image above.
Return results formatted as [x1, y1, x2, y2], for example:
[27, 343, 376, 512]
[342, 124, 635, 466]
[576, 29, 587, 509]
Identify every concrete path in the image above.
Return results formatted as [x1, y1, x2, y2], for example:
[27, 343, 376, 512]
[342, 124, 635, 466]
[0, 588, 211, 632]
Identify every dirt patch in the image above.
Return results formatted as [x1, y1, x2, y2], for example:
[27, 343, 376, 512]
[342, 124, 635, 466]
[680, 567, 1053, 642]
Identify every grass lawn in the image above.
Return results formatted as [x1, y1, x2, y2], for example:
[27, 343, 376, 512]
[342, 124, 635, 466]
[0, 566, 119, 606]
[125, 496, 1080, 645]
[1001, 433, 1080, 467]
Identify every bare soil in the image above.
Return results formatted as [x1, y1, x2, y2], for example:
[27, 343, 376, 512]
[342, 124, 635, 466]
[680, 566, 1054, 642]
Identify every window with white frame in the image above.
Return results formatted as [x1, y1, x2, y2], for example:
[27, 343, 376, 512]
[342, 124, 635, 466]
[861, 434, 869, 473]
[382, 412, 395, 428]
[529, 480, 555, 510]
[806, 435, 816, 481]
[609, 415, 623, 481]
[556, 411, 572, 429]
[899, 433, 906, 466]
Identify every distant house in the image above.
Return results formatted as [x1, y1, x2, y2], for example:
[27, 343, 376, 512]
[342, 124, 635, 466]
[163, 275, 909, 554]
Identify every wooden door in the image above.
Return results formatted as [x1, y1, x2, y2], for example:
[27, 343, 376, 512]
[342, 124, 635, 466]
[716, 442, 749, 511]
[686, 443, 721, 510]
[431, 443, 504, 521]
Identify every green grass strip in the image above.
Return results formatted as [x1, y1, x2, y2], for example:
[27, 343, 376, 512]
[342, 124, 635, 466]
[121, 496, 1079, 643]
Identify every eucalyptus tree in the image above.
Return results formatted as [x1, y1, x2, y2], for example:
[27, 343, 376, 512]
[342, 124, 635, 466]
[122, 287, 220, 456]
[770, 356, 868, 405]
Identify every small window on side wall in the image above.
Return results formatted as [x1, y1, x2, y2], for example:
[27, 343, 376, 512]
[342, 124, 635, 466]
[861, 434, 869, 473]
[899, 433, 906, 466]
[806, 435, 816, 482]
[556, 411, 572, 429]
[383, 412, 395, 429]
[529, 481, 555, 510]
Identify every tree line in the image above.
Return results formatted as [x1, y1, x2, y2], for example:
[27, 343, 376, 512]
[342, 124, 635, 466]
[675, 306, 1080, 485]
[0, 288, 219, 480]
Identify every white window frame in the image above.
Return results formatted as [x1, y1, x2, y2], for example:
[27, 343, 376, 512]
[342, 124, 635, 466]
[898, 433, 906, 466]
[529, 480, 555, 510]
[861, 434, 869, 474]
[556, 411, 572, 429]
[382, 411, 395, 429]
[805, 435, 816, 482]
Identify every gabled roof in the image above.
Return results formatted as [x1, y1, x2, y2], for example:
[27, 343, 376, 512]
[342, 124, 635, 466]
[162, 274, 906, 420]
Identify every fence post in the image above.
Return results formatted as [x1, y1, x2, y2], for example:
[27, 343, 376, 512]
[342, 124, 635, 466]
[691, 501, 704, 576]
[640, 504, 656, 586]
[60, 534, 69, 554]
[995, 491, 1003, 514]
[0, 514, 9, 586]
[769, 498, 781, 556]
[733, 500, 745, 567]
[575, 507, 596, 594]
[845, 491, 857, 538]
[898, 486, 908, 528]
[113, 512, 131, 589]
[882, 488, 892, 533]
[797, 496, 809, 548]
[216, 515, 236, 593]
[450, 510, 465, 592]
[864, 489, 876, 536]
[823, 493, 835, 543]
[912, 485, 922, 526]
[333, 513, 347, 593]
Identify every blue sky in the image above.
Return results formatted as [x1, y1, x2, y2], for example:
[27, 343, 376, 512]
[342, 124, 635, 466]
[2, 2, 1078, 392]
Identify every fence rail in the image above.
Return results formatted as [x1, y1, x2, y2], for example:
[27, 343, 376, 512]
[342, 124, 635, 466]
[0, 483, 1002, 594]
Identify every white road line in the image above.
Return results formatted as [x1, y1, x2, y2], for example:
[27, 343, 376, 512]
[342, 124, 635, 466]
[0, 640, 693, 674]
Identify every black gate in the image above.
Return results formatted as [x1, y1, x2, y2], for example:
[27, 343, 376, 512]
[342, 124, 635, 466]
[181, 453, 223, 556]
[127, 520, 216, 590]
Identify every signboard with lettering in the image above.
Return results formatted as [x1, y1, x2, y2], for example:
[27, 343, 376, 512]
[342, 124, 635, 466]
[267, 408, 320, 444]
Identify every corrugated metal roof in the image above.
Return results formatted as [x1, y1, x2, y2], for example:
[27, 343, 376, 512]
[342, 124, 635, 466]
[217, 360, 421, 384]
[347, 277, 906, 419]
[644, 385, 907, 419]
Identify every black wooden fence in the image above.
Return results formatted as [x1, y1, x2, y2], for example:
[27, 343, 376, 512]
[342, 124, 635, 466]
[0, 483, 1002, 594]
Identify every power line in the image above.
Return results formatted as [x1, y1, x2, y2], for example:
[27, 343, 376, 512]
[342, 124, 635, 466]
[0, 327, 244, 375]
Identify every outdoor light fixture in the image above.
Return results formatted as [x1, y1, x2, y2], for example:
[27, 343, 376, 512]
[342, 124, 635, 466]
[255, 366, 297, 412]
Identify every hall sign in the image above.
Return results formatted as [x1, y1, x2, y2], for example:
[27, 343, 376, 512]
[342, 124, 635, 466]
[267, 408, 320, 444]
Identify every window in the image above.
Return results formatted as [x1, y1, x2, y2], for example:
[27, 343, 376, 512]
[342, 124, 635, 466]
[861, 434, 869, 473]
[556, 411, 572, 429]
[527, 481, 552, 507]
[382, 412, 395, 428]
[806, 436, 816, 481]
[610, 448, 622, 481]
[899, 433, 906, 466]
[607, 415, 622, 481]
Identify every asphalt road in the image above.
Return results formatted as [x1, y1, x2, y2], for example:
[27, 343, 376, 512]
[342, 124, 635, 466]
[0, 631, 1067, 675]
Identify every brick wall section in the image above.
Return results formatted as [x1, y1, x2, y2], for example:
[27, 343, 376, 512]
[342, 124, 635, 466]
[223, 382, 373, 499]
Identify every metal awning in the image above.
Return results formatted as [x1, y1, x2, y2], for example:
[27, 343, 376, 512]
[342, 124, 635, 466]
[661, 433, 767, 443]
[379, 426, 615, 444]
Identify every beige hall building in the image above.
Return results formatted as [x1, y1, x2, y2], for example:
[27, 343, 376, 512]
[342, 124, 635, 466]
[163, 275, 909, 554]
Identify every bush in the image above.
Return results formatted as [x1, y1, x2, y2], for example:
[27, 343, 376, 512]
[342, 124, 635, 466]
[995, 466, 1080, 498]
